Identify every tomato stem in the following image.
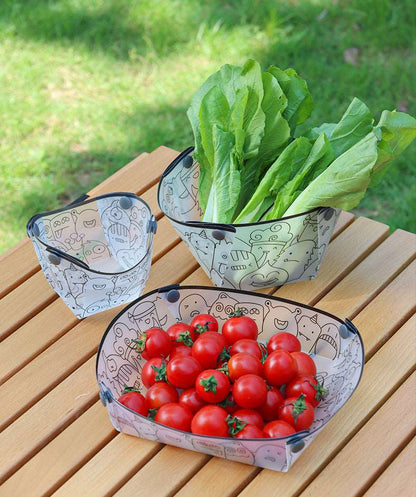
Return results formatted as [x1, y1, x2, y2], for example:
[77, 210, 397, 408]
[132, 333, 146, 353]
[286, 393, 307, 423]
[228, 308, 245, 318]
[175, 331, 194, 347]
[122, 384, 141, 394]
[200, 375, 218, 393]
[308, 378, 328, 402]
[151, 359, 167, 382]
[226, 414, 247, 436]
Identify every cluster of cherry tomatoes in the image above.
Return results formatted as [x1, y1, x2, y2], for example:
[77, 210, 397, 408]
[118, 310, 327, 439]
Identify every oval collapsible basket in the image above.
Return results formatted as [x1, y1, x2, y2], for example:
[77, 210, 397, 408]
[157, 148, 341, 291]
[96, 285, 364, 472]
[27, 193, 157, 318]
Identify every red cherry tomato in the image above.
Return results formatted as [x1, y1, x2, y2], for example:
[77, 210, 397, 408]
[145, 382, 178, 410]
[167, 322, 196, 347]
[192, 335, 225, 369]
[179, 388, 207, 414]
[191, 313, 219, 333]
[278, 394, 315, 431]
[196, 369, 230, 403]
[169, 344, 193, 360]
[222, 312, 258, 345]
[234, 424, 265, 439]
[191, 405, 229, 437]
[199, 331, 227, 348]
[155, 403, 193, 432]
[291, 352, 317, 376]
[166, 356, 202, 389]
[263, 420, 296, 438]
[267, 332, 301, 354]
[233, 409, 264, 429]
[229, 339, 264, 361]
[141, 357, 167, 389]
[232, 374, 267, 409]
[228, 352, 263, 381]
[257, 387, 285, 422]
[135, 328, 171, 359]
[285, 375, 327, 407]
[118, 389, 148, 416]
[263, 350, 298, 386]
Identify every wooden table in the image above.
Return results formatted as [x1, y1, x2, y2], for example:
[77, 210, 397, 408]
[0, 146, 415, 497]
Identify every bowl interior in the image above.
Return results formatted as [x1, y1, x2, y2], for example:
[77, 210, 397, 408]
[33, 194, 152, 272]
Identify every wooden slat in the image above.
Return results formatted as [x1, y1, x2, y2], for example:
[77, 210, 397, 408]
[173, 316, 416, 497]
[0, 242, 198, 432]
[0, 402, 117, 497]
[362, 437, 416, 497]
[352, 259, 416, 359]
[0, 146, 176, 301]
[331, 211, 354, 238]
[296, 373, 416, 497]
[113, 447, 210, 497]
[315, 229, 416, 318]
[0, 358, 98, 483]
[275, 216, 389, 304]
[51, 226, 411, 497]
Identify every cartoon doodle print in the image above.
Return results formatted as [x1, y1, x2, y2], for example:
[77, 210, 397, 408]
[101, 352, 140, 397]
[263, 301, 301, 335]
[271, 238, 317, 282]
[254, 444, 287, 471]
[128, 300, 168, 332]
[179, 294, 209, 320]
[235, 301, 264, 333]
[296, 315, 341, 359]
[208, 292, 239, 322]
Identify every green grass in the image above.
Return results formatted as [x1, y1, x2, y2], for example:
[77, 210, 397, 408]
[1, 0, 415, 253]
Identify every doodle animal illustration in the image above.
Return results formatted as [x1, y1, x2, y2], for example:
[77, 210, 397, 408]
[223, 442, 254, 465]
[187, 231, 215, 271]
[72, 207, 101, 244]
[225, 249, 258, 287]
[80, 240, 110, 266]
[209, 292, 239, 322]
[45, 211, 75, 249]
[102, 352, 140, 396]
[271, 238, 317, 281]
[179, 294, 209, 321]
[296, 314, 322, 353]
[64, 264, 88, 298]
[263, 301, 301, 336]
[210, 237, 232, 284]
[311, 322, 341, 359]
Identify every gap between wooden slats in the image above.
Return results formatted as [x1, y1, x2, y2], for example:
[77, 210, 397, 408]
[361, 437, 416, 497]
[28, 224, 414, 497]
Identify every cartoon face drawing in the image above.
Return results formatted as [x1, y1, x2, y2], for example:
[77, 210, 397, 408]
[263, 302, 301, 337]
[47, 211, 74, 246]
[72, 207, 100, 241]
[103, 353, 139, 396]
[249, 222, 293, 263]
[297, 314, 322, 353]
[312, 322, 341, 359]
[209, 292, 239, 323]
[223, 442, 254, 465]
[80, 240, 110, 266]
[226, 249, 258, 286]
[240, 262, 289, 289]
[236, 302, 264, 333]
[179, 294, 209, 321]
[64, 264, 88, 297]
[101, 200, 131, 230]
[188, 231, 215, 271]
[271, 239, 316, 281]
[83, 276, 114, 295]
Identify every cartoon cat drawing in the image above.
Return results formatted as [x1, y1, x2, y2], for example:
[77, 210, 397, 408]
[187, 231, 215, 271]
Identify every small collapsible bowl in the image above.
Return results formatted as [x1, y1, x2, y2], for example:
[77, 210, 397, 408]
[27, 193, 157, 318]
[157, 147, 340, 291]
[97, 285, 364, 472]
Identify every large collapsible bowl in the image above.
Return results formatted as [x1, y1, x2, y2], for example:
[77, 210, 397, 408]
[27, 193, 157, 318]
[157, 148, 341, 291]
[97, 285, 364, 472]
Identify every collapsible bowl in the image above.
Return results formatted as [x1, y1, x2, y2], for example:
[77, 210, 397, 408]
[27, 193, 157, 318]
[97, 285, 363, 472]
[157, 148, 340, 291]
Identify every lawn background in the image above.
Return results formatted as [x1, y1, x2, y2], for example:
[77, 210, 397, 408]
[1, 0, 415, 254]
